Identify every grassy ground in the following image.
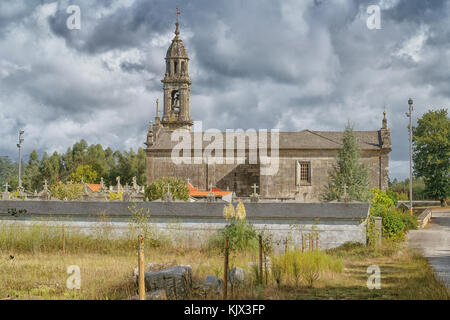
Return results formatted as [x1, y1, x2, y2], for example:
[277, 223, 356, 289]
[0, 243, 448, 300]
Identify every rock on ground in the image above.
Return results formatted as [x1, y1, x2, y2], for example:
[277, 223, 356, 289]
[204, 275, 223, 293]
[228, 267, 246, 287]
[142, 265, 192, 299]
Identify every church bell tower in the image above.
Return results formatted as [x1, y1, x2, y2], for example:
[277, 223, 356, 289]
[160, 21, 193, 130]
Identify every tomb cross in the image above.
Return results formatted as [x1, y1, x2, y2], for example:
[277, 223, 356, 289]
[343, 184, 348, 197]
[3, 182, 9, 192]
[167, 184, 171, 194]
[81, 177, 84, 184]
[209, 183, 213, 192]
[252, 183, 259, 194]
[186, 177, 191, 184]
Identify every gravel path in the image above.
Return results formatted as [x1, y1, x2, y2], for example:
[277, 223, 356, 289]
[407, 210, 450, 289]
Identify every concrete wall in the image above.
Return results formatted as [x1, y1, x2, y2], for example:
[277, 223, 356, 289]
[0, 201, 369, 252]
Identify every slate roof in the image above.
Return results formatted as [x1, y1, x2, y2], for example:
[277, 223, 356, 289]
[148, 128, 382, 151]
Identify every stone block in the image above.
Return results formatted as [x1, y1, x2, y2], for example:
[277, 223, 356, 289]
[143, 265, 192, 299]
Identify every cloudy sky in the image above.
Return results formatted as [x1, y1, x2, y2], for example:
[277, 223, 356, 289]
[0, 0, 449, 179]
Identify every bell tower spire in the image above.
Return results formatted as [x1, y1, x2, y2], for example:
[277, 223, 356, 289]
[160, 11, 193, 130]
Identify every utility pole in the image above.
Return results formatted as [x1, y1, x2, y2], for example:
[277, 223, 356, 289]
[406, 99, 413, 215]
[17, 130, 24, 190]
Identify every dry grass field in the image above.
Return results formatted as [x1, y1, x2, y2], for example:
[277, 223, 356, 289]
[0, 240, 448, 300]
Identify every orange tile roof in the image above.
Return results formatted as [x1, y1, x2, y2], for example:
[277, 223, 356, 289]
[187, 182, 232, 197]
[87, 184, 101, 192]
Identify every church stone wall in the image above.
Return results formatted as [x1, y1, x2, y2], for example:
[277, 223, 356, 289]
[260, 149, 389, 201]
[147, 148, 389, 201]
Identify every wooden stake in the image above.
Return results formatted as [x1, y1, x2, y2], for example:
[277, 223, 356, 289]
[62, 224, 65, 254]
[301, 234, 305, 252]
[309, 233, 313, 251]
[259, 234, 263, 285]
[284, 236, 289, 255]
[223, 237, 229, 300]
[138, 234, 145, 300]
[316, 234, 319, 250]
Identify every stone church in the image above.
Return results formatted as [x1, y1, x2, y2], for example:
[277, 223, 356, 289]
[145, 21, 392, 201]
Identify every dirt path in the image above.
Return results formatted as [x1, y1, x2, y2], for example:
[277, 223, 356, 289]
[407, 209, 450, 289]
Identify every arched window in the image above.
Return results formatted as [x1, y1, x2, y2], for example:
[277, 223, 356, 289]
[174, 61, 178, 75]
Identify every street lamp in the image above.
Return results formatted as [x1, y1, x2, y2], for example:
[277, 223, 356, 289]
[17, 130, 24, 190]
[406, 99, 413, 215]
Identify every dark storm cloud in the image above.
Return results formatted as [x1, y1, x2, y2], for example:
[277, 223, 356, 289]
[0, 0, 449, 180]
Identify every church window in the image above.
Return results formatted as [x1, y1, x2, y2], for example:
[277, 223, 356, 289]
[174, 61, 178, 74]
[296, 161, 311, 185]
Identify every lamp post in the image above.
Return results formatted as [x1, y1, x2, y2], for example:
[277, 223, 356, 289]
[17, 130, 24, 190]
[406, 99, 413, 215]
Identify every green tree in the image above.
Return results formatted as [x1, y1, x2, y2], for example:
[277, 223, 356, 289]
[38, 152, 61, 186]
[22, 150, 41, 191]
[413, 109, 450, 206]
[145, 177, 189, 201]
[70, 164, 99, 184]
[322, 124, 370, 201]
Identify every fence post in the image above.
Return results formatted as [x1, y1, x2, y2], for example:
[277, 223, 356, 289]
[309, 233, 313, 251]
[316, 233, 319, 250]
[301, 234, 305, 252]
[138, 234, 145, 300]
[223, 237, 229, 300]
[62, 224, 65, 255]
[284, 236, 289, 255]
[259, 234, 263, 285]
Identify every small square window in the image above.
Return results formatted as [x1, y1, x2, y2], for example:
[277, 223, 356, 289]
[296, 161, 311, 185]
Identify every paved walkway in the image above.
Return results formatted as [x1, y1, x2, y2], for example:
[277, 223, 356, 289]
[407, 209, 450, 289]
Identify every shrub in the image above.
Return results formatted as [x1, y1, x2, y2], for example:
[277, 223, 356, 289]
[49, 182, 83, 200]
[209, 201, 258, 252]
[280, 249, 343, 288]
[370, 188, 410, 241]
[378, 208, 406, 240]
[145, 177, 189, 201]
[400, 211, 418, 231]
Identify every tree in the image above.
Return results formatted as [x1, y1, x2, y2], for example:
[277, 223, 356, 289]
[322, 124, 370, 202]
[145, 177, 189, 201]
[22, 150, 41, 191]
[413, 109, 450, 206]
[70, 164, 99, 184]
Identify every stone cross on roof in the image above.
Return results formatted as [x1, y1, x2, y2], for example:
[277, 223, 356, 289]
[252, 183, 259, 194]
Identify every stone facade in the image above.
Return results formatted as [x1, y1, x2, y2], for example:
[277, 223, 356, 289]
[145, 22, 392, 201]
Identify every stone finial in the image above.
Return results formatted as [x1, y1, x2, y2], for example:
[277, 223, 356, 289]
[132, 176, 138, 190]
[174, 21, 180, 36]
[116, 176, 122, 192]
[382, 110, 388, 130]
